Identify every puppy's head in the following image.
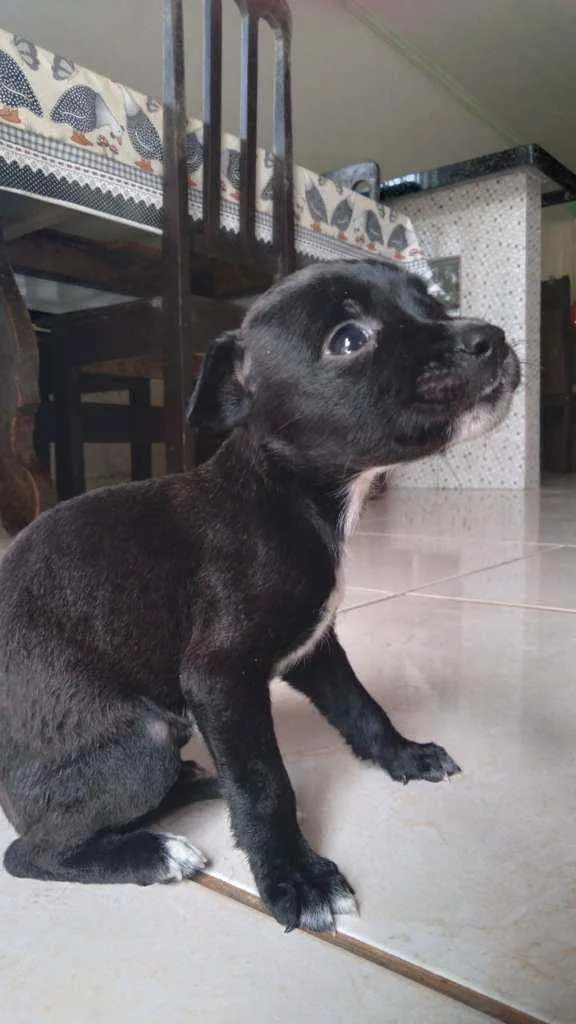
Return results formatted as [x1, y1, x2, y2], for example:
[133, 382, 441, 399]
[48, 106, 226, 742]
[188, 260, 520, 477]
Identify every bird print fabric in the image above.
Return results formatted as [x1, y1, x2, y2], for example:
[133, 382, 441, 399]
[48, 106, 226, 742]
[51, 86, 123, 147]
[0, 49, 42, 121]
[0, 23, 425, 271]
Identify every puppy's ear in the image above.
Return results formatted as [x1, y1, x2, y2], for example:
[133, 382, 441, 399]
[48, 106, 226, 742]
[186, 330, 252, 433]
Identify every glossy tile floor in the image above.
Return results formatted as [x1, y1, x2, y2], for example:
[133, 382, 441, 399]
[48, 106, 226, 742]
[1, 479, 575, 1023]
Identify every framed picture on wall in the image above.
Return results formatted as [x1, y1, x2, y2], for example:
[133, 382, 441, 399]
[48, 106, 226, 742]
[429, 256, 461, 314]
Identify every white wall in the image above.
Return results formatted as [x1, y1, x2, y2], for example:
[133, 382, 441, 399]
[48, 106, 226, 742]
[0, 0, 507, 176]
[353, 0, 576, 172]
[390, 172, 542, 490]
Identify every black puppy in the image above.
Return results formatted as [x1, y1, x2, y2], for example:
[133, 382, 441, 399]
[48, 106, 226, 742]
[0, 260, 519, 932]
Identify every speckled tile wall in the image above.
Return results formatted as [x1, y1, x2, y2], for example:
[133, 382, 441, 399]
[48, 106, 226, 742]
[390, 171, 542, 489]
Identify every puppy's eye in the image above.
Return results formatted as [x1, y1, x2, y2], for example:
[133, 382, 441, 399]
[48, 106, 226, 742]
[325, 321, 374, 358]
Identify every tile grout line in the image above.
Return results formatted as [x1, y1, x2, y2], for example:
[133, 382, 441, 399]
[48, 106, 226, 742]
[410, 592, 576, 616]
[355, 531, 563, 547]
[340, 548, 562, 617]
[194, 873, 547, 1024]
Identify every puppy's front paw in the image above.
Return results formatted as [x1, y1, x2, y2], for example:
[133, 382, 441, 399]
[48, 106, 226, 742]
[384, 740, 461, 784]
[261, 852, 357, 933]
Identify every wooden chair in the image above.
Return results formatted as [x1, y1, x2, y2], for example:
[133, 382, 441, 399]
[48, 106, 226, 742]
[161, 0, 295, 472]
[0, 230, 57, 535]
[34, 297, 240, 499]
[0, 0, 296, 531]
[541, 275, 576, 474]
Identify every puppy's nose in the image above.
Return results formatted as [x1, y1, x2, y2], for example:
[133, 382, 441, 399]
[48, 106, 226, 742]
[456, 322, 505, 360]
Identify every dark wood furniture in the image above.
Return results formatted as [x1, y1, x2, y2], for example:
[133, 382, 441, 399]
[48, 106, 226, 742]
[541, 275, 576, 474]
[161, 0, 295, 473]
[0, 230, 57, 535]
[0, 0, 296, 533]
[35, 297, 240, 500]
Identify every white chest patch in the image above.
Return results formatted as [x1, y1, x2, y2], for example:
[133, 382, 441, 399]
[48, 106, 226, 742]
[340, 466, 391, 539]
[275, 467, 389, 679]
[274, 570, 344, 678]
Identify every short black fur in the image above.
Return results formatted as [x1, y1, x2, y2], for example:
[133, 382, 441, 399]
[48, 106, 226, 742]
[0, 260, 519, 931]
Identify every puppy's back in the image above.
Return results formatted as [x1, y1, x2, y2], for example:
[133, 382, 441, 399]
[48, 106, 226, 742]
[0, 476, 206, 731]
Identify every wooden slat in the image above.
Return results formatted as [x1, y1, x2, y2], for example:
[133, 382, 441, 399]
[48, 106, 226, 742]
[40, 302, 161, 365]
[203, 0, 223, 247]
[10, 228, 276, 298]
[163, 0, 195, 474]
[269, 6, 295, 276]
[3, 207, 71, 243]
[9, 230, 163, 297]
[239, 10, 259, 250]
[37, 403, 166, 445]
[237, 0, 295, 276]
[129, 377, 153, 481]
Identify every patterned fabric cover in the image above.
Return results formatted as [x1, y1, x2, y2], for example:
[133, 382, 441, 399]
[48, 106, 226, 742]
[0, 26, 428, 272]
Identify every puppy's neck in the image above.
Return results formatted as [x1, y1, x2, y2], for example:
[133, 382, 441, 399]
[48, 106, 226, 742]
[221, 430, 386, 546]
[338, 467, 389, 540]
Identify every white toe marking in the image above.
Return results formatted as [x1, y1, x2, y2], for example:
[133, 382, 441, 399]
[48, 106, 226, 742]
[299, 902, 335, 933]
[159, 833, 207, 881]
[330, 890, 359, 917]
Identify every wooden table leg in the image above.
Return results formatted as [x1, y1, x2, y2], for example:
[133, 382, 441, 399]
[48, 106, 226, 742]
[0, 228, 57, 536]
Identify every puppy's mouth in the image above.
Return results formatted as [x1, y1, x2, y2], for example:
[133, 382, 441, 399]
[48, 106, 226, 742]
[478, 347, 521, 400]
[447, 346, 520, 448]
[411, 342, 520, 456]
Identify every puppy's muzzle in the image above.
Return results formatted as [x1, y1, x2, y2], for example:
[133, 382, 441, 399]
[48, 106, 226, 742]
[453, 321, 506, 363]
[446, 319, 520, 447]
[452, 320, 520, 401]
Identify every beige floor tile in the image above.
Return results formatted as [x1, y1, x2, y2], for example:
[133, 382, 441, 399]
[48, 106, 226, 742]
[3, 484, 576, 1023]
[417, 544, 576, 611]
[0, 812, 488, 1024]
[358, 486, 576, 546]
[166, 596, 576, 1024]
[344, 529, 544, 594]
[341, 586, 392, 611]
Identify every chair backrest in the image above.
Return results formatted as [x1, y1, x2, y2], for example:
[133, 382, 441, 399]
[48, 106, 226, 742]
[162, 0, 295, 281]
[541, 275, 575, 397]
[204, 0, 295, 276]
[161, 0, 294, 472]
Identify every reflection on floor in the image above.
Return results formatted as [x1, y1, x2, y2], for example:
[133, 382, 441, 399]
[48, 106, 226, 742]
[1, 479, 575, 1023]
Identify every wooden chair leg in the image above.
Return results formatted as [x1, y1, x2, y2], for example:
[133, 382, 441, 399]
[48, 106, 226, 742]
[162, 0, 195, 475]
[558, 402, 571, 474]
[0, 228, 57, 535]
[561, 403, 569, 475]
[54, 363, 85, 500]
[34, 342, 54, 474]
[129, 378, 153, 481]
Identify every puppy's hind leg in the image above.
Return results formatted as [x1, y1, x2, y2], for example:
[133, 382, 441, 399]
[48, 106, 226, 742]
[137, 702, 222, 820]
[4, 827, 207, 885]
[143, 761, 222, 823]
[3, 703, 208, 885]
